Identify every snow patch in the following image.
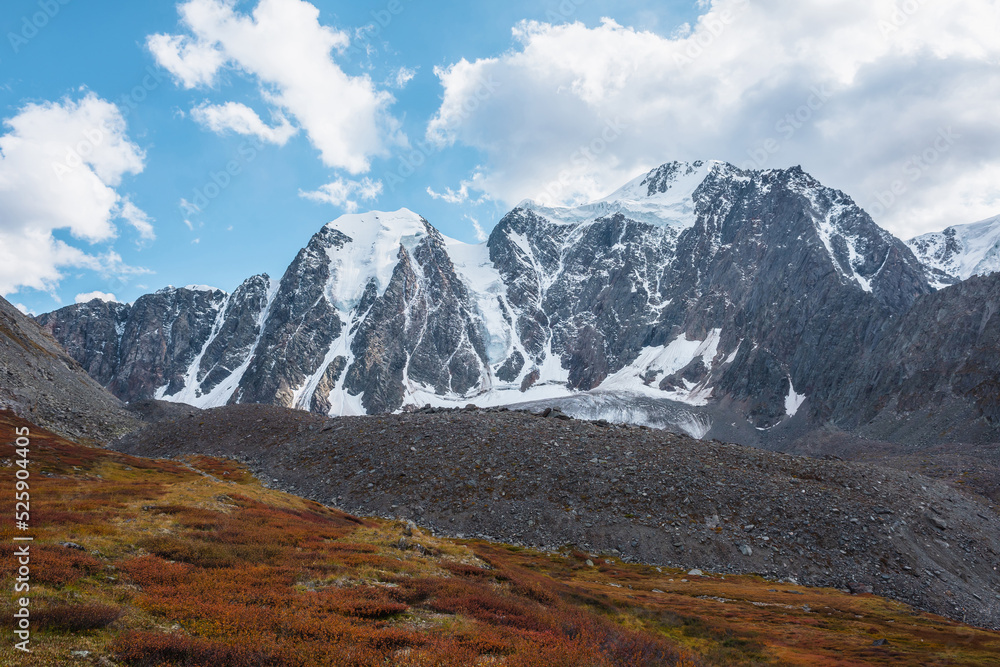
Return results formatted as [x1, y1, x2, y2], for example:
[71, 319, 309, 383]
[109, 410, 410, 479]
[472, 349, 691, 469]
[601, 329, 722, 407]
[323, 209, 429, 311]
[724, 344, 741, 365]
[447, 239, 512, 365]
[809, 197, 871, 291]
[784, 378, 806, 417]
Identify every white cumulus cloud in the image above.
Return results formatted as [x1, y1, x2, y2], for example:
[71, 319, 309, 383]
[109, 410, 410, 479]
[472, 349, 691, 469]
[427, 182, 477, 205]
[0, 93, 151, 296]
[149, 0, 404, 173]
[428, 0, 1000, 237]
[75, 291, 119, 304]
[119, 198, 156, 242]
[191, 101, 297, 145]
[468, 216, 488, 243]
[299, 177, 384, 212]
[145, 33, 227, 89]
[393, 67, 417, 88]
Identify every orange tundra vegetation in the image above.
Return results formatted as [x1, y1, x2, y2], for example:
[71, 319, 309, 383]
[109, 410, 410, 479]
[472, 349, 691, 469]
[2, 410, 1000, 666]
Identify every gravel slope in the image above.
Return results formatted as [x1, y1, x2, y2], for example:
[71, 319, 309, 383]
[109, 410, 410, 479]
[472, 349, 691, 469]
[0, 296, 139, 442]
[115, 403, 1000, 629]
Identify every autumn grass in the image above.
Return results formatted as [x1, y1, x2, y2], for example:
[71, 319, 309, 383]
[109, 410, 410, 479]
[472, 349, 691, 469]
[2, 410, 1000, 666]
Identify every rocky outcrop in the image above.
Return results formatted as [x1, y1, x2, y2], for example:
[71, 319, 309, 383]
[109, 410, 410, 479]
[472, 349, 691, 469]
[344, 225, 492, 413]
[36, 298, 130, 387]
[37, 287, 232, 403]
[235, 227, 346, 408]
[1, 295, 139, 442]
[115, 287, 229, 401]
[343, 245, 422, 413]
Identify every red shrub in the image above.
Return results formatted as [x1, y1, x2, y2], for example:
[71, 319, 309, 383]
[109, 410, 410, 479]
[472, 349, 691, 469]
[138, 536, 238, 569]
[30, 508, 102, 526]
[121, 555, 193, 588]
[112, 631, 286, 667]
[324, 543, 379, 554]
[322, 587, 409, 619]
[30, 545, 103, 587]
[427, 586, 554, 633]
[340, 553, 401, 570]
[441, 562, 494, 579]
[34, 603, 122, 632]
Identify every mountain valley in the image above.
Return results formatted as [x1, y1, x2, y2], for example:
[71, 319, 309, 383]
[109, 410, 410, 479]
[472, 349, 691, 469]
[113, 402, 1000, 630]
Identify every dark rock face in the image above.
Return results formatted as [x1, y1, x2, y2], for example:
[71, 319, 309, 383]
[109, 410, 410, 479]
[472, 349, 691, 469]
[310, 356, 348, 415]
[693, 168, 928, 426]
[236, 228, 346, 408]
[487, 208, 566, 363]
[830, 273, 1000, 444]
[37, 285, 262, 407]
[36, 299, 130, 387]
[105, 288, 227, 402]
[545, 212, 682, 385]
[345, 225, 491, 413]
[343, 246, 421, 414]
[565, 325, 609, 390]
[405, 226, 490, 396]
[36, 161, 993, 446]
[196, 274, 271, 397]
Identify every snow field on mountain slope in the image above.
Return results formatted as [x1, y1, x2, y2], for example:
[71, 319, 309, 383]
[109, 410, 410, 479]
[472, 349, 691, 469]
[323, 209, 429, 310]
[908, 214, 1000, 281]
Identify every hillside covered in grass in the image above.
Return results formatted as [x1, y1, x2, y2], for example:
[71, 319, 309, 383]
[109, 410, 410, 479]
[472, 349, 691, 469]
[3, 410, 1000, 666]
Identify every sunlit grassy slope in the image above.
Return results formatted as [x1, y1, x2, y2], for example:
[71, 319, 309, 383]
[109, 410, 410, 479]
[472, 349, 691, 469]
[3, 411, 999, 666]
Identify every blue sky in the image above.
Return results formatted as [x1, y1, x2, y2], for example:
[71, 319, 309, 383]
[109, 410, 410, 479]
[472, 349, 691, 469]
[2, 0, 999, 314]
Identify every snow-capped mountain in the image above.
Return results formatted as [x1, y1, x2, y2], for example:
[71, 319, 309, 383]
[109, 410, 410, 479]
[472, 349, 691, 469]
[40, 161, 957, 440]
[481, 161, 929, 427]
[907, 214, 1000, 285]
[42, 210, 496, 416]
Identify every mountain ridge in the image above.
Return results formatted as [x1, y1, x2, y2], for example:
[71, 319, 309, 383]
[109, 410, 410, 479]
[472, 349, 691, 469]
[35, 160, 997, 446]
[907, 213, 1000, 285]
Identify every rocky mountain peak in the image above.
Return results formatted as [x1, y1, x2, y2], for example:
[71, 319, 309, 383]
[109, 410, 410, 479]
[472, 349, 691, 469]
[319, 208, 434, 311]
[517, 160, 722, 229]
[609, 159, 711, 199]
[39, 160, 998, 447]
